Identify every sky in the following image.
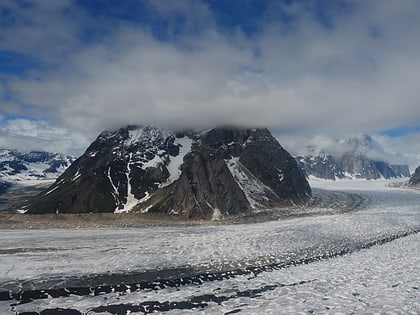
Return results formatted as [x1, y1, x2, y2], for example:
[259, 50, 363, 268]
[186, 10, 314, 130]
[0, 0, 419, 168]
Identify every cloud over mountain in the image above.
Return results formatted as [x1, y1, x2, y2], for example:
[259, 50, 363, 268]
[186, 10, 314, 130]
[1, 0, 420, 159]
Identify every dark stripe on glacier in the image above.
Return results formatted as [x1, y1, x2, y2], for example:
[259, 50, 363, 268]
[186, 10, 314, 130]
[2, 227, 419, 305]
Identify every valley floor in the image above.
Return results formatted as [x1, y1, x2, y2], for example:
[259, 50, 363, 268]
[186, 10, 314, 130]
[0, 180, 419, 314]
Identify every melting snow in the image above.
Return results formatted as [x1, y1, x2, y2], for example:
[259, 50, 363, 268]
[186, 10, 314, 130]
[115, 154, 138, 213]
[138, 191, 151, 203]
[71, 168, 81, 182]
[43, 185, 60, 196]
[106, 167, 120, 209]
[162, 136, 193, 186]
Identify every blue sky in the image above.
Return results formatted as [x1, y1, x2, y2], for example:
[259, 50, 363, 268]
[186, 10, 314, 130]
[0, 0, 419, 167]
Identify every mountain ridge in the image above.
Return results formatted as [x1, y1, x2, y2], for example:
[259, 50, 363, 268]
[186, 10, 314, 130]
[296, 135, 410, 180]
[0, 149, 75, 190]
[23, 126, 311, 219]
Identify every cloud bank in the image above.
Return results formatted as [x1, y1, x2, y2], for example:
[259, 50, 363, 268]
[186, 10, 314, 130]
[1, 0, 420, 163]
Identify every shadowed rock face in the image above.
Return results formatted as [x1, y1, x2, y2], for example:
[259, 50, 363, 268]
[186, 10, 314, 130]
[25, 126, 311, 219]
[409, 166, 420, 186]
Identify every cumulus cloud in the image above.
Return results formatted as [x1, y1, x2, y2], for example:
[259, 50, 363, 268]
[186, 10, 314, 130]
[1, 0, 420, 158]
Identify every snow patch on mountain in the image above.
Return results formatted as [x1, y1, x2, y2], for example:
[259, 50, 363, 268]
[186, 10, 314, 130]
[115, 153, 138, 213]
[225, 157, 273, 208]
[141, 154, 164, 170]
[163, 136, 193, 186]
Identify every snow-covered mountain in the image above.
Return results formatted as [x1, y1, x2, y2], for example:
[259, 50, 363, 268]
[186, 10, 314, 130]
[0, 149, 75, 190]
[24, 126, 311, 218]
[296, 135, 410, 180]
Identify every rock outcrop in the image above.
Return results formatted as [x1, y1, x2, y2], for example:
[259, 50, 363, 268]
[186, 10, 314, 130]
[408, 166, 420, 186]
[25, 126, 311, 219]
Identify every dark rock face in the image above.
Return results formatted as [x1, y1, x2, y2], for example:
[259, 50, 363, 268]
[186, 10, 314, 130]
[297, 155, 344, 180]
[409, 166, 420, 186]
[298, 153, 410, 180]
[390, 164, 411, 178]
[26, 126, 311, 218]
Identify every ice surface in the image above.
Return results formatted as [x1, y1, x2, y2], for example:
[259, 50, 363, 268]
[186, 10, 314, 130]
[309, 176, 410, 191]
[0, 185, 419, 314]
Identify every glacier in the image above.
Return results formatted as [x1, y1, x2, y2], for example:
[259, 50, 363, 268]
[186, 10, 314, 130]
[0, 181, 419, 314]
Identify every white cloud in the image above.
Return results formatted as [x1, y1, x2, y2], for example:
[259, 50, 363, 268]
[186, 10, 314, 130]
[0, 119, 89, 155]
[1, 0, 420, 160]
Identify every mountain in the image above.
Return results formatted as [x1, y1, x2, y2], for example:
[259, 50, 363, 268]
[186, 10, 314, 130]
[0, 149, 75, 190]
[408, 166, 420, 186]
[296, 154, 343, 180]
[296, 135, 410, 180]
[24, 126, 312, 219]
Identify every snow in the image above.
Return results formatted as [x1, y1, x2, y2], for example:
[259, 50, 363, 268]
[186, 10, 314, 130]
[71, 168, 81, 182]
[106, 167, 120, 209]
[276, 168, 284, 181]
[141, 154, 164, 169]
[15, 207, 28, 214]
[1, 184, 419, 314]
[308, 176, 410, 191]
[163, 136, 193, 186]
[212, 207, 222, 221]
[114, 153, 138, 213]
[43, 184, 60, 196]
[0, 163, 55, 186]
[88, 151, 98, 158]
[225, 157, 275, 208]
[125, 126, 173, 148]
[0, 149, 74, 188]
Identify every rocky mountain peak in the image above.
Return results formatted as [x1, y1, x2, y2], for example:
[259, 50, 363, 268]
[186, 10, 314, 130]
[24, 126, 311, 219]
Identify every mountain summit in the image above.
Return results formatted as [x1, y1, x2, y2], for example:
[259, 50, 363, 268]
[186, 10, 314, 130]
[24, 126, 311, 219]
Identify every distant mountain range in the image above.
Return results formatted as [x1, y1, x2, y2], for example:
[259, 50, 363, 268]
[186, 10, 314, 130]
[296, 135, 410, 180]
[0, 149, 75, 191]
[3, 131, 417, 216]
[23, 126, 311, 218]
